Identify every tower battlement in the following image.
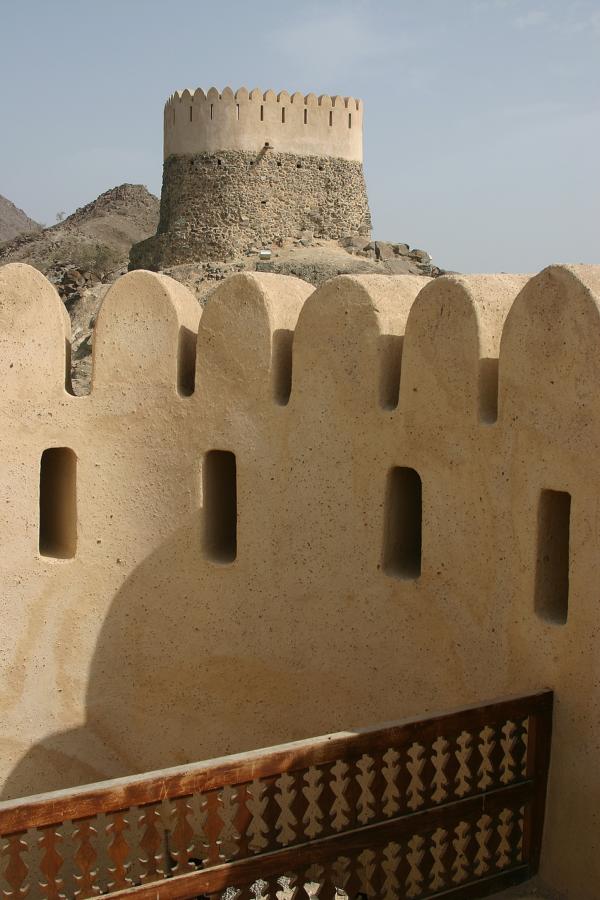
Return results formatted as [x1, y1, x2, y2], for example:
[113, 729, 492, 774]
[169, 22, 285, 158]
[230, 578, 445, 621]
[164, 87, 364, 161]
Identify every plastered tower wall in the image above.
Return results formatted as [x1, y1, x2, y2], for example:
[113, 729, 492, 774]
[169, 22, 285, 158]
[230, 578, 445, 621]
[1, 262, 600, 897]
[130, 88, 371, 268]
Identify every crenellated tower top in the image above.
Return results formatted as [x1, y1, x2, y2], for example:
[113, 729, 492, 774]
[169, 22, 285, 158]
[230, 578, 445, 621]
[164, 87, 364, 161]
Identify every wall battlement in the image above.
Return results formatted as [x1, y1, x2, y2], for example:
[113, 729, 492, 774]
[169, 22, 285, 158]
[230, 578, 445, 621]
[164, 86, 364, 161]
[2, 262, 600, 897]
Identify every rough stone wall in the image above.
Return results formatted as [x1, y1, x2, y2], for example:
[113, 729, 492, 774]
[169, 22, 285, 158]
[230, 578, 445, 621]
[130, 151, 371, 268]
[2, 262, 600, 898]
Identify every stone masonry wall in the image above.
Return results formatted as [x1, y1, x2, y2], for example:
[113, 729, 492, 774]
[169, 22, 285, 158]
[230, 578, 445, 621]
[130, 151, 371, 268]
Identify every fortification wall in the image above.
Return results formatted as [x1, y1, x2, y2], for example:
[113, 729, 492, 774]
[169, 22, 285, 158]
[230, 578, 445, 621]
[164, 88, 364, 162]
[1, 262, 600, 897]
[130, 150, 371, 268]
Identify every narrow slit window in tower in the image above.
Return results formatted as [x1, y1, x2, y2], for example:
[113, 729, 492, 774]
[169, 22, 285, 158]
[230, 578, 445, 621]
[210, 103, 214, 120]
[535, 489, 570, 624]
[39, 447, 77, 559]
[202, 450, 237, 563]
[282, 107, 286, 123]
[382, 466, 422, 579]
[348, 113, 352, 128]
[189, 106, 193, 122]
[329, 110, 333, 126]
[236, 103, 240, 120]
[304, 109, 308, 125]
[260, 104, 264, 121]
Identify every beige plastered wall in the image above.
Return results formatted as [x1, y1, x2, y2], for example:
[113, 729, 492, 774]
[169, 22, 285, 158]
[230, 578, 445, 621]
[0, 262, 599, 897]
[164, 87, 364, 161]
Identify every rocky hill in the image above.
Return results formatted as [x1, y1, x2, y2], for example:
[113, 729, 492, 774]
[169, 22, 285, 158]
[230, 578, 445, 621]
[0, 195, 40, 242]
[0, 184, 159, 279]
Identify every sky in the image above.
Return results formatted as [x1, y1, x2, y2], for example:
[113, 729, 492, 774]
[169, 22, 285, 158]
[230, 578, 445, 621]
[1, 0, 599, 273]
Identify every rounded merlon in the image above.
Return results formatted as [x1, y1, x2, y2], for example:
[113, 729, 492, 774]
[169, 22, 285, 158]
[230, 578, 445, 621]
[164, 86, 364, 162]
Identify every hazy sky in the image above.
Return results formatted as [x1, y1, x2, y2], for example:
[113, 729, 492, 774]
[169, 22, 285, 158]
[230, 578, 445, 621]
[1, 0, 598, 272]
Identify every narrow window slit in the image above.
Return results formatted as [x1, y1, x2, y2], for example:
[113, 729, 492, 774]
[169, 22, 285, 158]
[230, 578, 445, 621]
[479, 357, 499, 423]
[329, 111, 333, 126]
[383, 467, 422, 579]
[260, 105, 264, 121]
[189, 107, 193, 122]
[177, 326, 196, 396]
[272, 329, 293, 405]
[535, 489, 570, 624]
[379, 334, 403, 410]
[236, 103, 240, 121]
[39, 448, 77, 559]
[282, 107, 286, 123]
[304, 109, 308, 125]
[202, 450, 237, 563]
[348, 113, 352, 128]
[210, 103, 214, 120]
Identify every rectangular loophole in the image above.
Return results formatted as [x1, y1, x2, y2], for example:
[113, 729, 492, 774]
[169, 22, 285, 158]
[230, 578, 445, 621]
[202, 450, 237, 563]
[535, 489, 570, 624]
[39, 448, 77, 559]
[479, 357, 499, 424]
[383, 466, 421, 578]
[379, 334, 403, 410]
[177, 325, 196, 396]
[272, 329, 293, 405]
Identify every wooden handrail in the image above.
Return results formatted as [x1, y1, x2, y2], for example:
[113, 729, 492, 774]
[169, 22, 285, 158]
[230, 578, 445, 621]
[0, 690, 552, 834]
[0, 690, 553, 900]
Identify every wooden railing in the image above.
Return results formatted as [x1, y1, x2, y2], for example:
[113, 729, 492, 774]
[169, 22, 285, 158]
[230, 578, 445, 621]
[0, 691, 553, 899]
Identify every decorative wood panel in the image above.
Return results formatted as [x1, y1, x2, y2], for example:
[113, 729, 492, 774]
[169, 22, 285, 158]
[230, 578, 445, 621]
[0, 691, 552, 900]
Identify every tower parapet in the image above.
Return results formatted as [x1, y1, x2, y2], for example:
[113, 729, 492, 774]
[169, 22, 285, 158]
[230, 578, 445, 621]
[164, 88, 364, 161]
[131, 86, 371, 268]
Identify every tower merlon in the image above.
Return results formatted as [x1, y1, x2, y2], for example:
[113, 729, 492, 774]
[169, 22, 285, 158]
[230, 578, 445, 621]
[164, 86, 364, 161]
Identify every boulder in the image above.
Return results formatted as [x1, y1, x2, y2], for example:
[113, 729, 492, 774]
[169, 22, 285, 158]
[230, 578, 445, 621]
[409, 248, 432, 263]
[382, 257, 415, 275]
[339, 235, 368, 253]
[374, 241, 396, 261]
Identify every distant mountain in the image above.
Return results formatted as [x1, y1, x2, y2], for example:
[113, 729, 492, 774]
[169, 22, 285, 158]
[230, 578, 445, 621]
[0, 195, 40, 242]
[0, 184, 159, 275]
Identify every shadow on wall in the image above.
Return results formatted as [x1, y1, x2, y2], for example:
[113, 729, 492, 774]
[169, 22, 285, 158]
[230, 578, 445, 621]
[2, 515, 362, 800]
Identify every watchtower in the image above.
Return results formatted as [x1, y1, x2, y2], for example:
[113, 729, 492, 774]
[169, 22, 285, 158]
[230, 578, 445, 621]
[130, 87, 372, 267]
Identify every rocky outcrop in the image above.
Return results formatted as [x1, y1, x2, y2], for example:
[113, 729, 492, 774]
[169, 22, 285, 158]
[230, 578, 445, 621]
[0, 195, 40, 242]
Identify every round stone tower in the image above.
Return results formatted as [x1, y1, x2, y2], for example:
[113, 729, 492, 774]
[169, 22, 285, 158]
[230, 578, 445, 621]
[130, 87, 372, 268]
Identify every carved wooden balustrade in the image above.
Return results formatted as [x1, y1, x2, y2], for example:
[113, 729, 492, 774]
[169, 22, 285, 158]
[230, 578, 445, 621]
[0, 691, 552, 899]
